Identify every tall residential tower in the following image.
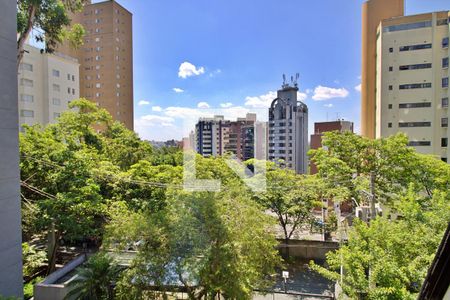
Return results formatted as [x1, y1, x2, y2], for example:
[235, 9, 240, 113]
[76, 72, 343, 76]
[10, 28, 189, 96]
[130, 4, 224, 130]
[375, 11, 450, 162]
[59, 0, 134, 130]
[268, 76, 308, 174]
[361, 0, 404, 138]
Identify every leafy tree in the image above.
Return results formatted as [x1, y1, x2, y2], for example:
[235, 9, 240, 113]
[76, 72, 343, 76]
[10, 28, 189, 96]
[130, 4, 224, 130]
[253, 163, 322, 257]
[311, 189, 450, 299]
[309, 132, 450, 299]
[106, 170, 281, 299]
[17, 0, 86, 66]
[309, 132, 450, 208]
[65, 253, 120, 300]
[19, 99, 157, 272]
[22, 242, 47, 278]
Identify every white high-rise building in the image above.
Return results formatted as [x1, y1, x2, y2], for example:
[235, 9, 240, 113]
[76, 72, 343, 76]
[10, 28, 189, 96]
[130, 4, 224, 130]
[268, 77, 308, 174]
[375, 10, 450, 162]
[17, 44, 79, 130]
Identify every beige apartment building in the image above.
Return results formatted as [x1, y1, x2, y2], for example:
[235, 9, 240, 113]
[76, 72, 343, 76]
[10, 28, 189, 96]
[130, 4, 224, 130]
[59, 0, 134, 130]
[18, 44, 80, 129]
[375, 11, 450, 162]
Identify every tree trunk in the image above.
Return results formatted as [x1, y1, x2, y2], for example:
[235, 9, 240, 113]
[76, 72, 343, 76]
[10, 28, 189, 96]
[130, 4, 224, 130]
[47, 224, 60, 275]
[17, 4, 36, 68]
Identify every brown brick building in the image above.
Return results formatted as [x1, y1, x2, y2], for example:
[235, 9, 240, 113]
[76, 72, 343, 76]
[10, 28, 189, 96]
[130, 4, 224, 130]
[59, 0, 134, 130]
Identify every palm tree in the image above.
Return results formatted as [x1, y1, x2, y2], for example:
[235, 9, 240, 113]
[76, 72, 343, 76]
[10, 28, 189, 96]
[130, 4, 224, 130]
[65, 253, 120, 300]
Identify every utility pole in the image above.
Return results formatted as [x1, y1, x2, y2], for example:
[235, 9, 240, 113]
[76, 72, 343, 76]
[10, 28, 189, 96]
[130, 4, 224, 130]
[369, 171, 376, 221]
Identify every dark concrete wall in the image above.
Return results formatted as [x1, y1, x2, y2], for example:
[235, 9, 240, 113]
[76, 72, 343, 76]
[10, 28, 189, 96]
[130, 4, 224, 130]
[278, 240, 339, 261]
[0, 1, 23, 296]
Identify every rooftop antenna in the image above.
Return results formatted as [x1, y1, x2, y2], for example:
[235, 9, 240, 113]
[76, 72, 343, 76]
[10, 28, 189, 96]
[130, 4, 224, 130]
[282, 74, 286, 87]
[294, 73, 299, 87]
[291, 75, 294, 85]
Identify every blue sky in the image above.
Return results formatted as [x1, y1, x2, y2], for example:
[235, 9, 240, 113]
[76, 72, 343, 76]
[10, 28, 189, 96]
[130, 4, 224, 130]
[114, 0, 450, 141]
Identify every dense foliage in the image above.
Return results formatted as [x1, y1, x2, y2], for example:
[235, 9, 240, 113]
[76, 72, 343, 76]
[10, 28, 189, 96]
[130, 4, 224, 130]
[19, 100, 450, 299]
[310, 132, 450, 299]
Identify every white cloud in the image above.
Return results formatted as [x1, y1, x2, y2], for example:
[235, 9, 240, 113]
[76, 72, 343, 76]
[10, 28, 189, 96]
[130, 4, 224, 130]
[197, 102, 210, 109]
[244, 91, 277, 108]
[220, 102, 233, 108]
[305, 89, 313, 94]
[139, 115, 175, 127]
[138, 100, 150, 106]
[355, 84, 362, 92]
[245, 90, 307, 108]
[209, 69, 222, 77]
[312, 85, 349, 101]
[178, 61, 205, 79]
[297, 92, 307, 102]
[173, 88, 184, 93]
[152, 106, 162, 112]
[324, 103, 334, 108]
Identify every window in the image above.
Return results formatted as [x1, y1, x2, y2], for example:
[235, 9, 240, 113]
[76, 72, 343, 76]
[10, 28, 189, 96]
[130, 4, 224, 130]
[388, 104, 393, 109]
[399, 43, 432, 51]
[72, 88, 75, 95]
[95, 65, 100, 70]
[437, 18, 449, 26]
[67, 87, 71, 94]
[388, 85, 393, 90]
[20, 78, 33, 87]
[52, 84, 60, 92]
[443, 97, 449, 108]
[116, 83, 121, 88]
[95, 37, 100, 42]
[94, 9, 100, 14]
[443, 57, 449, 69]
[389, 47, 393, 53]
[96, 46, 101, 52]
[408, 141, 431, 146]
[399, 122, 431, 127]
[442, 138, 448, 147]
[388, 122, 392, 128]
[399, 83, 432, 89]
[20, 63, 33, 71]
[96, 92, 100, 98]
[20, 110, 34, 117]
[399, 102, 431, 108]
[442, 118, 448, 127]
[443, 77, 449, 88]
[20, 94, 34, 102]
[442, 157, 448, 163]
[383, 21, 432, 32]
[389, 66, 393, 72]
[52, 69, 60, 77]
[96, 83, 101, 88]
[95, 55, 101, 61]
[443, 37, 449, 48]
[399, 63, 432, 71]
[52, 98, 61, 105]
[53, 112, 60, 119]
[72, 75, 75, 81]
[95, 18, 101, 23]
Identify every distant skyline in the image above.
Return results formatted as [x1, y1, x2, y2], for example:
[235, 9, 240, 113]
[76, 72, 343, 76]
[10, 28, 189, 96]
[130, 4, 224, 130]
[103, 0, 449, 141]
